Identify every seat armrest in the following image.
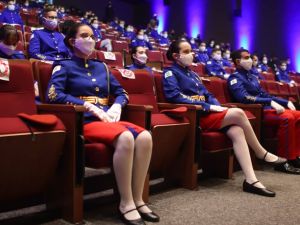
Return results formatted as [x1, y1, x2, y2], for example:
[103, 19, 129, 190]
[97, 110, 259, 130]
[37, 104, 85, 113]
[157, 102, 202, 111]
[122, 104, 153, 130]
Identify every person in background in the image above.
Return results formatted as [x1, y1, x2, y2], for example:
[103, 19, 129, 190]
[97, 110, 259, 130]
[206, 48, 230, 79]
[110, 16, 119, 29]
[126, 46, 152, 73]
[0, 0, 24, 26]
[228, 49, 300, 174]
[206, 38, 215, 56]
[123, 25, 136, 40]
[29, 7, 70, 60]
[90, 18, 112, 52]
[149, 25, 160, 40]
[131, 29, 153, 50]
[250, 54, 264, 80]
[105, 0, 114, 23]
[47, 23, 160, 225]
[163, 40, 286, 197]
[190, 38, 198, 51]
[0, 24, 25, 59]
[258, 55, 270, 72]
[194, 41, 209, 64]
[222, 49, 233, 67]
[158, 30, 170, 47]
[275, 60, 296, 86]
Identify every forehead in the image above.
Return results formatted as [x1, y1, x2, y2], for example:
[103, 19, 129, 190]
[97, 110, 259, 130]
[241, 51, 250, 57]
[179, 41, 191, 51]
[46, 11, 57, 16]
[78, 25, 93, 34]
[136, 46, 146, 52]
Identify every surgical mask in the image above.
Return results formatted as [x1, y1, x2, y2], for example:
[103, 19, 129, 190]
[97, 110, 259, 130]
[43, 18, 58, 30]
[262, 59, 268, 64]
[281, 66, 287, 71]
[177, 53, 194, 67]
[199, 46, 206, 52]
[210, 42, 214, 47]
[126, 27, 131, 32]
[253, 61, 258, 67]
[74, 37, 95, 56]
[8, 4, 15, 11]
[137, 35, 144, 40]
[0, 42, 16, 56]
[134, 53, 148, 65]
[240, 58, 253, 71]
[24, 3, 29, 7]
[163, 33, 168, 38]
[190, 39, 195, 44]
[120, 23, 124, 28]
[92, 23, 99, 29]
[224, 53, 230, 59]
[61, 9, 65, 13]
[213, 54, 222, 61]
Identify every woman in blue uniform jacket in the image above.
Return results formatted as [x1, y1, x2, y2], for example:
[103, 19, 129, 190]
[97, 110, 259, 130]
[0, 25, 25, 59]
[163, 40, 286, 197]
[47, 23, 159, 225]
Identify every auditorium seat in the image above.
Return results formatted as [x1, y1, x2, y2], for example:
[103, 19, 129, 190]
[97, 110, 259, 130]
[260, 72, 275, 80]
[146, 50, 163, 70]
[112, 40, 129, 52]
[96, 51, 124, 68]
[190, 63, 206, 77]
[0, 60, 71, 221]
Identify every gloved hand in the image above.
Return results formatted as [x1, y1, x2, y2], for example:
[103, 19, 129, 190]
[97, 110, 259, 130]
[270, 100, 285, 114]
[83, 102, 111, 122]
[224, 74, 230, 79]
[287, 101, 296, 111]
[210, 105, 228, 112]
[106, 103, 122, 122]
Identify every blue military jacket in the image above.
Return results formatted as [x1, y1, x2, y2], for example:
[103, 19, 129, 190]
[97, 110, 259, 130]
[130, 38, 153, 50]
[0, 8, 24, 25]
[194, 51, 209, 64]
[250, 67, 264, 80]
[47, 56, 129, 122]
[28, 28, 70, 61]
[258, 63, 269, 72]
[275, 69, 291, 83]
[91, 26, 102, 41]
[205, 58, 227, 79]
[227, 68, 288, 109]
[163, 62, 220, 111]
[0, 49, 25, 59]
[126, 63, 152, 73]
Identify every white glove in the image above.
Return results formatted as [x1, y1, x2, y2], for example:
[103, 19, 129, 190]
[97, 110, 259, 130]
[83, 102, 112, 122]
[210, 105, 228, 112]
[270, 100, 285, 114]
[224, 74, 230, 79]
[287, 101, 296, 111]
[106, 103, 122, 122]
[290, 80, 296, 87]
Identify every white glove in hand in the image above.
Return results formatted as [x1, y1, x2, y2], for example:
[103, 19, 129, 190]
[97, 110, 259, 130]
[83, 102, 111, 122]
[210, 105, 228, 112]
[270, 100, 285, 114]
[287, 101, 296, 111]
[224, 74, 230, 79]
[106, 103, 122, 122]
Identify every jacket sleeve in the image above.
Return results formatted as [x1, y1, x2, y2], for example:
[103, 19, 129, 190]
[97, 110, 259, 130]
[206, 60, 226, 79]
[109, 72, 129, 107]
[28, 32, 56, 61]
[46, 62, 85, 105]
[163, 70, 212, 111]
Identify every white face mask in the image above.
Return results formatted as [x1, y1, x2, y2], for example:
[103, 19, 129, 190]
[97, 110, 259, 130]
[24, 3, 29, 7]
[43, 18, 58, 30]
[213, 53, 222, 61]
[190, 40, 195, 44]
[199, 46, 206, 52]
[253, 60, 258, 67]
[224, 53, 230, 59]
[0, 42, 16, 56]
[137, 35, 144, 40]
[120, 23, 125, 28]
[163, 33, 168, 38]
[177, 53, 194, 67]
[262, 59, 268, 64]
[74, 37, 95, 56]
[92, 23, 99, 29]
[8, 4, 15, 11]
[281, 66, 287, 71]
[134, 53, 148, 65]
[210, 42, 214, 47]
[240, 58, 253, 71]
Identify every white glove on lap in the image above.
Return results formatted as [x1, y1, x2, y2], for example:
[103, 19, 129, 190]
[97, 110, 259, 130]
[287, 101, 296, 111]
[210, 105, 228, 112]
[106, 103, 122, 122]
[270, 100, 285, 114]
[83, 102, 111, 122]
[224, 74, 230, 79]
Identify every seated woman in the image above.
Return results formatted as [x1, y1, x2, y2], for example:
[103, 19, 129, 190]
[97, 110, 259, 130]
[47, 23, 159, 225]
[0, 25, 25, 59]
[163, 39, 286, 197]
[126, 46, 152, 73]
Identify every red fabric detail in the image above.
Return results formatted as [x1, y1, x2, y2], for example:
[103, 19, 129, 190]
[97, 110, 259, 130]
[190, 64, 205, 76]
[85, 143, 113, 168]
[264, 109, 300, 159]
[201, 131, 232, 152]
[160, 106, 187, 118]
[151, 113, 188, 126]
[202, 78, 230, 104]
[18, 113, 58, 126]
[112, 40, 129, 52]
[96, 51, 123, 68]
[147, 50, 163, 62]
[261, 72, 275, 80]
[199, 110, 227, 131]
[35, 62, 52, 102]
[154, 72, 167, 102]
[244, 110, 256, 120]
[0, 117, 65, 135]
[84, 121, 144, 145]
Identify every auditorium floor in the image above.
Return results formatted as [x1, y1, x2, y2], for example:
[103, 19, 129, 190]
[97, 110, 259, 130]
[3, 166, 300, 225]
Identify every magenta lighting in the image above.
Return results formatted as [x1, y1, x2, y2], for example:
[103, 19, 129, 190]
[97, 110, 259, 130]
[186, 0, 207, 38]
[152, 0, 169, 32]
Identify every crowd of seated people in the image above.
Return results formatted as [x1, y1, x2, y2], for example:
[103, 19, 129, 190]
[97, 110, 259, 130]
[2, 1, 300, 224]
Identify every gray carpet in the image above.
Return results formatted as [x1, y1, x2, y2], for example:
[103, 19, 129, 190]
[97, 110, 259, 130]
[4, 166, 300, 225]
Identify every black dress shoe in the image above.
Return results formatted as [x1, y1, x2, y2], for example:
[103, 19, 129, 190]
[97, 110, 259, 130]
[119, 208, 145, 225]
[274, 162, 300, 174]
[261, 152, 287, 165]
[137, 204, 160, 222]
[243, 180, 276, 197]
[288, 157, 300, 168]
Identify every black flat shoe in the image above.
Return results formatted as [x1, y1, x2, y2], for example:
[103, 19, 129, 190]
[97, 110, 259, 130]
[137, 204, 160, 222]
[119, 208, 145, 225]
[261, 152, 287, 165]
[288, 157, 300, 168]
[274, 162, 300, 174]
[243, 180, 276, 197]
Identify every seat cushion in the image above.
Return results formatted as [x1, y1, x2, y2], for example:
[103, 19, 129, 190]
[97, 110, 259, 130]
[201, 131, 232, 152]
[0, 117, 65, 135]
[151, 113, 189, 127]
[244, 110, 256, 120]
[85, 143, 113, 168]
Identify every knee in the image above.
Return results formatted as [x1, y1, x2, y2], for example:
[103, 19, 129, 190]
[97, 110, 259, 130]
[228, 108, 246, 119]
[138, 131, 152, 145]
[227, 125, 244, 140]
[116, 131, 135, 151]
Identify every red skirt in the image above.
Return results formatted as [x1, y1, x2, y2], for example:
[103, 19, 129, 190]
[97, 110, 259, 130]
[199, 110, 228, 131]
[84, 121, 145, 146]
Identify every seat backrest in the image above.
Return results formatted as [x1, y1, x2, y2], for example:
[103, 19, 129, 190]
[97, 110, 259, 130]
[277, 82, 289, 96]
[147, 50, 163, 63]
[96, 51, 123, 68]
[202, 78, 229, 104]
[0, 60, 36, 116]
[112, 40, 129, 52]
[265, 80, 280, 95]
[261, 72, 275, 80]
[153, 72, 167, 103]
[111, 69, 159, 113]
[190, 64, 206, 76]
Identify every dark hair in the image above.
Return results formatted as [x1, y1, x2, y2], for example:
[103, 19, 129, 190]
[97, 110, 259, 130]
[91, 18, 98, 24]
[251, 54, 258, 60]
[130, 45, 145, 61]
[64, 23, 87, 50]
[279, 60, 287, 66]
[166, 39, 188, 61]
[43, 6, 56, 16]
[231, 49, 250, 65]
[60, 20, 77, 36]
[211, 48, 221, 55]
[0, 25, 19, 42]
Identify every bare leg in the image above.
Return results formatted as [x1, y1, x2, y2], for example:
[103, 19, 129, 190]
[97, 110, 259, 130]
[132, 131, 153, 213]
[113, 131, 140, 220]
[221, 108, 278, 162]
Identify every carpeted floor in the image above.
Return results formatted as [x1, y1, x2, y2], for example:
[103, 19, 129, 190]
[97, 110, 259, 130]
[3, 166, 300, 225]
